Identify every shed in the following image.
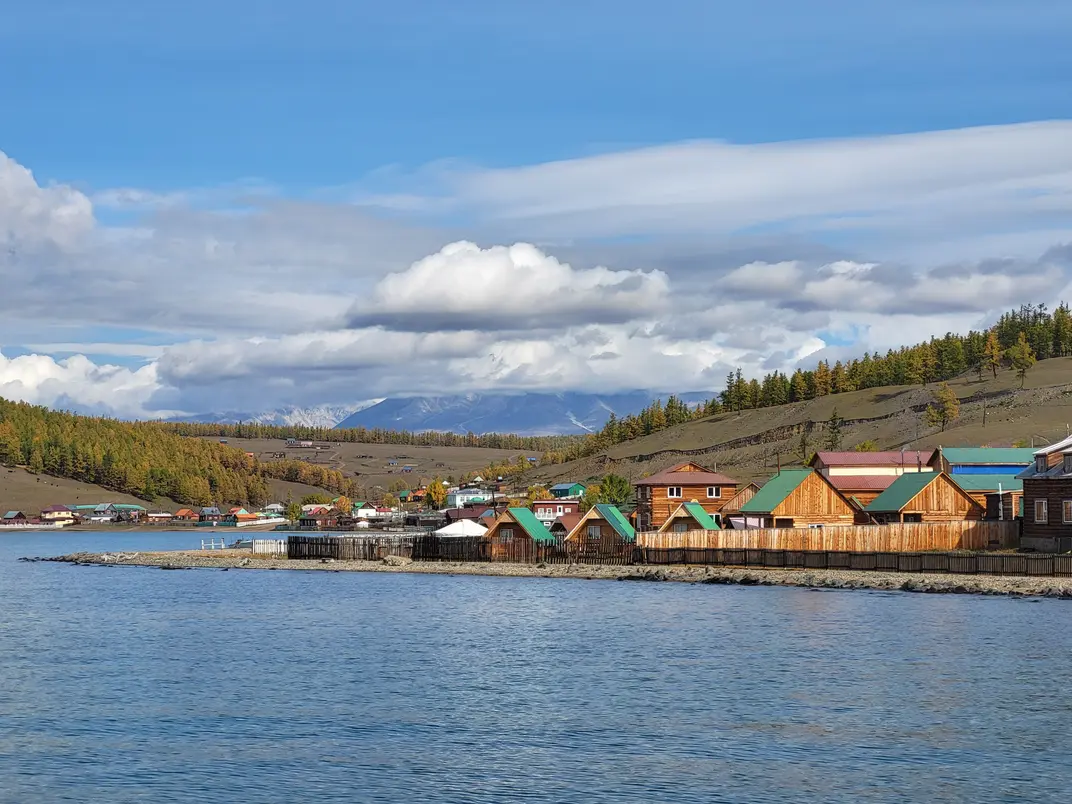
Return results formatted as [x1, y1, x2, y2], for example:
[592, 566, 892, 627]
[657, 501, 721, 534]
[865, 471, 984, 523]
[739, 469, 856, 528]
[565, 504, 636, 547]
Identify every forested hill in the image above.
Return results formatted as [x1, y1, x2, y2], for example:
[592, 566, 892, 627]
[0, 399, 357, 507]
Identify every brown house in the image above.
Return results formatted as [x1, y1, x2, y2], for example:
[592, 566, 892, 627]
[549, 512, 581, 541]
[633, 462, 738, 531]
[719, 482, 760, 515]
[864, 472, 984, 524]
[657, 502, 721, 533]
[1018, 436, 1072, 551]
[564, 505, 636, 550]
[483, 508, 556, 561]
[739, 469, 856, 528]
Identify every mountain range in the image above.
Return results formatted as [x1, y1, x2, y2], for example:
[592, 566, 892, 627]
[171, 392, 713, 435]
[333, 392, 713, 435]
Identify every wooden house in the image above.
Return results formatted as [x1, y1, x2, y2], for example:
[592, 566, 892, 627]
[2, 510, 28, 524]
[719, 482, 760, 514]
[657, 502, 721, 534]
[550, 482, 586, 499]
[40, 504, 75, 524]
[173, 508, 198, 521]
[298, 511, 339, 530]
[808, 451, 934, 506]
[633, 462, 738, 531]
[549, 512, 581, 542]
[950, 474, 1023, 508]
[199, 506, 224, 523]
[1017, 435, 1072, 551]
[483, 508, 556, 561]
[864, 472, 984, 524]
[738, 469, 856, 528]
[985, 490, 1022, 521]
[565, 504, 636, 549]
[531, 498, 581, 528]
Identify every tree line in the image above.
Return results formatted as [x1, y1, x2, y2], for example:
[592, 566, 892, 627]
[0, 399, 352, 507]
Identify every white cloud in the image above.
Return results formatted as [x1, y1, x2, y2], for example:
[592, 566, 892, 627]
[0, 350, 165, 418]
[349, 241, 670, 331]
[0, 151, 94, 248]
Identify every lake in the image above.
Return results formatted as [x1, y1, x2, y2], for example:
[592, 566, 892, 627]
[2, 530, 1071, 802]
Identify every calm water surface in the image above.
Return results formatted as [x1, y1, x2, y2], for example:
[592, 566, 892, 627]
[1, 530, 1070, 803]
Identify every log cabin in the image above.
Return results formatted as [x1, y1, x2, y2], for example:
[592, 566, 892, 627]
[565, 504, 636, 549]
[484, 507, 556, 561]
[738, 469, 856, 528]
[1017, 435, 1072, 552]
[864, 471, 983, 524]
[633, 462, 738, 531]
[657, 501, 721, 534]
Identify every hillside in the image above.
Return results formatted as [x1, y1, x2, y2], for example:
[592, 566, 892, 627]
[518, 357, 1072, 487]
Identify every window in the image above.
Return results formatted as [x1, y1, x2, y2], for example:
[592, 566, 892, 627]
[500, 527, 515, 543]
[1064, 501, 1072, 524]
[808, 523, 825, 529]
[707, 486, 721, 499]
[673, 522, 688, 533]
[667, 486, 682, 498]
[1065, 455, 1072, 474]
[1035, 500, 1048, 524]
[587, 524, 602, 540]
[1037, 456, 1048, 473]
[557, 506, 564, 515]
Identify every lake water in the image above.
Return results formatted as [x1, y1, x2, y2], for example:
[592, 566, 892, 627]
[2, 530, 1071, 803]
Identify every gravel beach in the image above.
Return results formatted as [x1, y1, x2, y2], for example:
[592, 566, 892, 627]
[24, 550, 1072, 598]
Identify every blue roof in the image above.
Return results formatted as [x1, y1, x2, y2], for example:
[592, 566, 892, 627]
[3, 511, 23, 519]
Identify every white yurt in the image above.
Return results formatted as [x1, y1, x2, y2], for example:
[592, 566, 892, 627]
[434, 519, 488, 537]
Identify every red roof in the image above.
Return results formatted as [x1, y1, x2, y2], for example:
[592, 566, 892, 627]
[812, 450, 935, 468]
[825, 474, 899, 492]
[551, 513, 582, 533]
[635, 463, 738, 487]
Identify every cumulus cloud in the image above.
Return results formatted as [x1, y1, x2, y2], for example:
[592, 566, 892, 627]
[0, 350, 165, 418]
[0, 151, 94, 248]
[348, 241, 670, 331]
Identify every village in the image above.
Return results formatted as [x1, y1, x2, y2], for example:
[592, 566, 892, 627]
[9, 435, 1072, 560]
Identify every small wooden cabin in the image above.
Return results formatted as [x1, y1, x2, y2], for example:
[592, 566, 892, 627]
[549, 512, 581, 542]
[633, 462, 738, 531]
[864, 471, 984, 524]
[484, 507, 556, 561]
[738, 469, 856, 528]
[657, 502, 721, 534]
[565, 504, 636, 549]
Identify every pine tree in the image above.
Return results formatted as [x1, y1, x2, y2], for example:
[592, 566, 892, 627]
[824, 408, 845, 451]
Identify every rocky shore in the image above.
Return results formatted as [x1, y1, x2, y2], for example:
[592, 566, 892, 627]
[21, 550, 1072, 598]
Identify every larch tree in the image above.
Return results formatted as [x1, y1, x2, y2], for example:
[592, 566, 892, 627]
[924, 382, 961, 432]
[426, 478, 448, 509]
[983, 331, 1003, 379]
[1006, 331, 1037, 389]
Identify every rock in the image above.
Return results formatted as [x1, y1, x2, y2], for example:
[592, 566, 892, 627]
[620, 570, 669, 582]
[536, 562, 547, 569]
[320, 558, 336, 564]
[382, 555, 412, 567]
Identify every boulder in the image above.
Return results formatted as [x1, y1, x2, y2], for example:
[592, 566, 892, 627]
[382, 554, 412, 567]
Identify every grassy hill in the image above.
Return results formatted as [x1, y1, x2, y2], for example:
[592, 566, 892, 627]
[521, 357, 1072, 487]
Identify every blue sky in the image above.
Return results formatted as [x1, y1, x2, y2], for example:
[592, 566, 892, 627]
[2, 0, 1072, 418]
[5, 0, 1071, 190]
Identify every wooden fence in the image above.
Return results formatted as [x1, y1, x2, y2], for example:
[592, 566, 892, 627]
[288, 535, 418, 561]
[641, 548, 1072, 577]
[638, 521, 1020, 552]
[412, 535, 634, 565]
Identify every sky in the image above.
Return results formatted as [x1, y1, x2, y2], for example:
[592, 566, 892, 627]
[2, 0, 1072, 418]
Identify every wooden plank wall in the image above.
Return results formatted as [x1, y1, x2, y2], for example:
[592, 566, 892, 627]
[637, 521, 1020, 552]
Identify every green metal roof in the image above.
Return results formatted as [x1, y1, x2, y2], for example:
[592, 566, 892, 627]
[951, 474, 1023, 493]
[506, 508, 556, 544]
[939, 448, 1035, 465]
[865, 472, 940, 512]
[682, 502, 720, 530]
[594, 504, 636, 542]
[740, 469, 813, 513]
[112, 504, 146, 510]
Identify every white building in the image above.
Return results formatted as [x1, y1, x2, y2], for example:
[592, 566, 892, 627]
[446, 488, 488, 508]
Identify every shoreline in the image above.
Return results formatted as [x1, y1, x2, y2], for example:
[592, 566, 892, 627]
[25, 550, 1072, 598]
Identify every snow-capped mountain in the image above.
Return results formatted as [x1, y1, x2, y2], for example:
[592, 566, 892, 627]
[334, 392, 712, 436]
[172, 402, 381, 428]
